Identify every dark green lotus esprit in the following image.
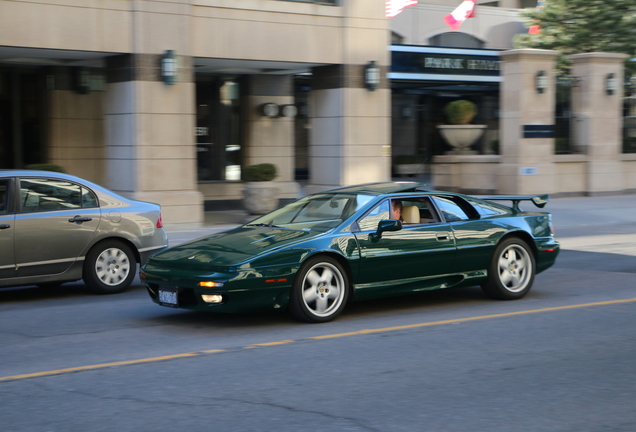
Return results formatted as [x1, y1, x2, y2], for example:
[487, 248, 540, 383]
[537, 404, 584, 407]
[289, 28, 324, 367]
[141, 182, 559, 323]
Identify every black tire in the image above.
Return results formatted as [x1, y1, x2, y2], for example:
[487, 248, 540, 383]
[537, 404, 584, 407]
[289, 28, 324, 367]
[289, 256, 349, 323]
[481, 237, 535, 300]
[83, 240, 136, 294]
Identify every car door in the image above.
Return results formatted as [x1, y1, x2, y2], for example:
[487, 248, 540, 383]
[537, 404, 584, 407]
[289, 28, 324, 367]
[14, 177, 102, 277]
[353, 197, 457, 294]
[0, 178, 15, 279]
[430, 194, 497, 273]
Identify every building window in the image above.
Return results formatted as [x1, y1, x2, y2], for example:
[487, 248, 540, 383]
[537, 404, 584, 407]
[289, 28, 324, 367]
[429, 33, 484, 49]
[277, 0, 338, 4]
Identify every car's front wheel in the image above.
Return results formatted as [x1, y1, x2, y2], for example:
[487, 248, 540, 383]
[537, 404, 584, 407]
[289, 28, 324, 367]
[290, 256, 349, 323]
[481, 237, 535, 300]
[83, 240, 137, 294]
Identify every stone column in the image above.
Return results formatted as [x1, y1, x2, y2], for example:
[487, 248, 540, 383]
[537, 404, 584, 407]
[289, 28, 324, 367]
[245, 75, 299, 201]
[497, 49, 559, 194]
[569, 52, 628, 195]
[306, 0, 391, 193]
[104, 53, 203, 230]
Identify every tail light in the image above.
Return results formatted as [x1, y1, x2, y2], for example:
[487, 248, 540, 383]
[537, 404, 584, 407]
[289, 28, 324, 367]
[156, 214, 164, 229]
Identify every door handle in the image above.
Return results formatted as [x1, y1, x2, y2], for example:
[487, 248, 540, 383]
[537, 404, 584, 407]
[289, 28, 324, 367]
[0, 224, 10, 230]
[69, 216, 92, 224]
[436, 233, 450, 241]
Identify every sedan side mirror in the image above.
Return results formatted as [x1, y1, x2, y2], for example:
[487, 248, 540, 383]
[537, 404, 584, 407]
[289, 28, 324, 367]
[372, 219, 402, 239]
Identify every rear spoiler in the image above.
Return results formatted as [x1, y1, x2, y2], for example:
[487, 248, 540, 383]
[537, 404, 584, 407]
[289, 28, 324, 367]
[475, 194, 549, 210]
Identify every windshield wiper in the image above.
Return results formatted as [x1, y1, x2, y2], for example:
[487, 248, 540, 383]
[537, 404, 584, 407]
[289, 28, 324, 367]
[245, 223, 283, 229]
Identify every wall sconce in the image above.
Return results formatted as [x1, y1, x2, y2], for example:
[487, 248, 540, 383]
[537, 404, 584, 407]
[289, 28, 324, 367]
[606, 73, 616, 95]
[260, 103, 280, 118]
[280, 104, 298, 118]
[161, 50, 177, 85]
[535, 70, 547, 94]
[365, 61, 381, 91]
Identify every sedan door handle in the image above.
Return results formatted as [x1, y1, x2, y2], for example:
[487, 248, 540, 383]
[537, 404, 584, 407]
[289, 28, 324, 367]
[436, 233, 450, 241]
[69, 216, 92, 224]
[0, 224, 10, 230]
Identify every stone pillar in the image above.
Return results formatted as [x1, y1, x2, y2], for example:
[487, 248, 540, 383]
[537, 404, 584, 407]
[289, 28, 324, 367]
[306, 0, 391, 194]
[104, 53, 203, 230]
[569, 52, 628, 195]
[245, 75, 299, 201]
[497, 49, 559, 194]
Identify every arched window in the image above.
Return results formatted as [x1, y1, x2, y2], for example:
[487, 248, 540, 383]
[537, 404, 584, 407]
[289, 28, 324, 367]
[429, 32, 484, 49]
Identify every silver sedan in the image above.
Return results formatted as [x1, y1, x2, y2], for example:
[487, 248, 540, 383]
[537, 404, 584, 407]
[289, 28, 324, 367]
[0, 170, 168, 294]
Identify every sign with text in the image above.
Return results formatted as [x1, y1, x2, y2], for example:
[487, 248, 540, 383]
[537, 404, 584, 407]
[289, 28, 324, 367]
[391, 49, 501, 78]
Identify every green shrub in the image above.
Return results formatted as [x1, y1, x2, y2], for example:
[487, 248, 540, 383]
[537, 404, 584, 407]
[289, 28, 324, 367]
[242, 163, 277, 182]
[25, 164, 67, 173]
[443, 100, 477, 125]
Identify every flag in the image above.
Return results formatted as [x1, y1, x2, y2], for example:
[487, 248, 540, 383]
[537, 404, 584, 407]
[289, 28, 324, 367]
[443, 0, 476, 31]
[528, 0, 545, 34]
[386, 0, 418, 18]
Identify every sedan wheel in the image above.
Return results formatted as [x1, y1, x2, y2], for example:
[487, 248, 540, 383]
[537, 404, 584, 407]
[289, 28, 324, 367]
[290, 256, 349, 323]
[84, 240, 136, 294]
[481, 237, 535, 300]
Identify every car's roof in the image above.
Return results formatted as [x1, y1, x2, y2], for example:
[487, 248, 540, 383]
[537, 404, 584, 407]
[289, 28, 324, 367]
[0, 169, 78, 179]
[324, 182, 432, 195]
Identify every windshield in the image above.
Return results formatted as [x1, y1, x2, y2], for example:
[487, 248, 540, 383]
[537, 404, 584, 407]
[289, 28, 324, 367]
[247, 193, 374, 232]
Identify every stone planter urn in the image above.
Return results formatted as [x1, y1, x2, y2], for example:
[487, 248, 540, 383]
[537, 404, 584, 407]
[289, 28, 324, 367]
[437, 124, 487, 154]
[242, 163, 279, 215]
[243, 182, 279, 215]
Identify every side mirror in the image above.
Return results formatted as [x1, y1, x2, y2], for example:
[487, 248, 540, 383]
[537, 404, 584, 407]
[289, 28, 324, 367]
[372, 219, 402, 239]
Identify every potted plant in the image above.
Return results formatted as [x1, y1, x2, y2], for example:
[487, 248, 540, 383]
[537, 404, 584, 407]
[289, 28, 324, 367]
[436, 100, 486, 154]
[242, 163, 279, 215]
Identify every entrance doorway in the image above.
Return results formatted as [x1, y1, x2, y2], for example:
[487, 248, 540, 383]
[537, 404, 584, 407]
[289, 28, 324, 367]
[195, 76, 243, 182]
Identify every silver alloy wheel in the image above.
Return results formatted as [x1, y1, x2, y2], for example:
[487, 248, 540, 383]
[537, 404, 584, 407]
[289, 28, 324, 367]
[301, 262, 346, 318]
[497, 243, 532, 293]
[94, 247, 131, 287]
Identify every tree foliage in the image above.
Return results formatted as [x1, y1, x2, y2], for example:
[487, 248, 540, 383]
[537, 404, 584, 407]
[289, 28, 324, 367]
[514, 0, 636, 75]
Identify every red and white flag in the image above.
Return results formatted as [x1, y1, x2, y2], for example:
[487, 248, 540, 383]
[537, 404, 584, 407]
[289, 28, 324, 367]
[443, 0, 476, 31]
[528, 0, 545, 34]
[386, 0, 418, 18]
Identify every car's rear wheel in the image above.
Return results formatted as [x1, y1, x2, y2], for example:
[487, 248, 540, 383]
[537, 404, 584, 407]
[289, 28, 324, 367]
[83, 240, 136, 294]
[481, 237, 535, 300]
[290, 256, 349, 323]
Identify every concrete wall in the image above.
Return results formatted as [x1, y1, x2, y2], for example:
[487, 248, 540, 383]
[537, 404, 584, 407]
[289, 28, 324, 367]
[433, 49, 635, 197]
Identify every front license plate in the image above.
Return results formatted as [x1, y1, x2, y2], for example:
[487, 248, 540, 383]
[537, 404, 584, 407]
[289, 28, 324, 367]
[158, 289, 178, 307]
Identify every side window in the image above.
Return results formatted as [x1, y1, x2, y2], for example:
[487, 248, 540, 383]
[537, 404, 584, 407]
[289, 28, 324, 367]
[0, 180, 9, 214]
[357, 200, 390, 231]
[400, 198, 441, 224]
[81, 187, 99, 208]
[466, 198, 508, 216]
[19, 178, 84, 212]
[432, 195, 476, 222]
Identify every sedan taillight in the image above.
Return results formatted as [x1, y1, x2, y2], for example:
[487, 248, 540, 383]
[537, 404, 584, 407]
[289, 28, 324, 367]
[156, 214, 164, 228]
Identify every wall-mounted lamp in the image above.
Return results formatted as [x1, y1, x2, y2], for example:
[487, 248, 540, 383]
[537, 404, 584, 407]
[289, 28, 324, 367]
[161, 50, 177, 85]
[260, 103, 280, 118]
[280, 104, 298, 118]
[535, 70, 547, 94]
[606, 73, 617, 95]
[365, 61, 381, 91]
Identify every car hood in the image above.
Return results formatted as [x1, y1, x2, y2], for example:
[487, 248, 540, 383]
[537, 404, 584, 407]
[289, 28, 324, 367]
[147, 226, 320, 269]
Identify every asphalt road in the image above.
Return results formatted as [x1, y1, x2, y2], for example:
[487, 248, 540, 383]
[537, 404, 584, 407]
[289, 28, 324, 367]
[0, 195, 635, 432]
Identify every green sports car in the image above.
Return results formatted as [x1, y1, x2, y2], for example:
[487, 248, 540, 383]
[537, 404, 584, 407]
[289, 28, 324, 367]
[141, 182, 559, 323]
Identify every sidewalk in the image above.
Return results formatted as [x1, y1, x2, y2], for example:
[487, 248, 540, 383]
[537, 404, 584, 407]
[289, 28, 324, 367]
[166, 194, 636, 256]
